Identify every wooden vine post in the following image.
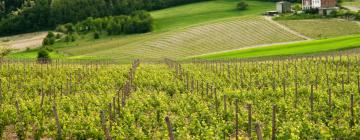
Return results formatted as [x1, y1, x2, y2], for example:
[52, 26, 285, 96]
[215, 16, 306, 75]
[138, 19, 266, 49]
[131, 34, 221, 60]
[0, 79, 2, 105]
[100, 111, 111, 140]
[357, 75, 360, 96]
[294, 82, 298, 108]
[255, 122, 263, 140]
[272, 104, 277, 140]
[52, 104, 62, 140]
[282, 78, 286, 99]
[247, 104, 252, 138]
[310, 85, 314, 118]
[350, 94, 354, 127]
[235, 99, 239, 140]
[165, 116, 175, 140]
[223, 95, 227, 114]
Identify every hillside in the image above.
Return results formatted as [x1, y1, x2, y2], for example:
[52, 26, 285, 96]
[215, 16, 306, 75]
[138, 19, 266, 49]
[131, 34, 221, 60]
[8, 0, 277, 61]
[73, 17, 304, 61]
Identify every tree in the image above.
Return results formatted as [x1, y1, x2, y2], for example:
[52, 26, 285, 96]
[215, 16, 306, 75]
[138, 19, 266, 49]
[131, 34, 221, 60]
[94, 32, 100, 39]
[37, 49, 51, 63]
[237, 2, 248, 10]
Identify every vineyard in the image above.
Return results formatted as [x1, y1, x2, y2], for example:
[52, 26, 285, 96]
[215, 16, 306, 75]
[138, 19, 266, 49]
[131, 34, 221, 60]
[1, 52, 360, 139]
[63, 17, 304, 62]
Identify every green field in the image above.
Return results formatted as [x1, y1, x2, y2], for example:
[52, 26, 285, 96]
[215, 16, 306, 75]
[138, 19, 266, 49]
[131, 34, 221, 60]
[277, 19, 360, 39]
[196, 35, 360, 60]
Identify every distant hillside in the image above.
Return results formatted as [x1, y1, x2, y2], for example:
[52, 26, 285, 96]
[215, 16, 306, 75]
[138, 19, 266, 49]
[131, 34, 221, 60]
[0, 0, 209, 36]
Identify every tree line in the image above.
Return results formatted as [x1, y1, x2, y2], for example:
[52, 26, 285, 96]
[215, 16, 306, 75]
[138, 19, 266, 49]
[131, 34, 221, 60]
[56, 11, 153, 36]
[0, 0, 209, 36]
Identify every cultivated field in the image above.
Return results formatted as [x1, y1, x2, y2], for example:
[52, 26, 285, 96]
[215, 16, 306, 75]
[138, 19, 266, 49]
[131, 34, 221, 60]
[277, 19, 360, 39]
[55, 17, 304, 62]
[1, 53, 360, 139]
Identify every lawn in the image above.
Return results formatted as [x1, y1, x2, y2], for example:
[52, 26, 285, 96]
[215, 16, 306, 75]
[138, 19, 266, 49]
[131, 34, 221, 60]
[195, 35, 360, 60]
[277, 19, 360, 39]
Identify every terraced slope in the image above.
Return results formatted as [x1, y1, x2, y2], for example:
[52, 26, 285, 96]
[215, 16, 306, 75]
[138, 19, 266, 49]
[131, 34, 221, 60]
[77, 17, 305, 61]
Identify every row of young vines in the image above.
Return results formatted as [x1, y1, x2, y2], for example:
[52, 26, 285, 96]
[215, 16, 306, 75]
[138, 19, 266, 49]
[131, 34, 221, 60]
[0, 54, 360, 139]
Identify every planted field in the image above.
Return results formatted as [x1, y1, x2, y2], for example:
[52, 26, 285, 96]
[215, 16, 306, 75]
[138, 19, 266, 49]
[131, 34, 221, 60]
[59, 17, 304, 62]
[277, 19, 360, 39]
[1, 53, 360, 139]
[196, 35, 360, 60]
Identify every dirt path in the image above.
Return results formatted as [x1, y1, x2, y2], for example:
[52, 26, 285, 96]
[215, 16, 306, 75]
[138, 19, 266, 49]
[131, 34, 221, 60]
[0, 32, 47, 51]
[264, 16, 312, 40]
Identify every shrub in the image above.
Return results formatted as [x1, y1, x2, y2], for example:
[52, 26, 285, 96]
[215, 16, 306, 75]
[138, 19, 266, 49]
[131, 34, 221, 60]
[64, 34, 76, 42]
[237, 2, 248, 10]
[47, 32, 55, 38]
[55, 33, 62, 39]
[37, 49, 51, 63]
[273, 13, 325, 20]
[293, 4, 302, 12]
[94, 32, 100, 39]
[43, 32, 56, 46]
[55, 25, 67, 33]
[42, 38, 49, 46]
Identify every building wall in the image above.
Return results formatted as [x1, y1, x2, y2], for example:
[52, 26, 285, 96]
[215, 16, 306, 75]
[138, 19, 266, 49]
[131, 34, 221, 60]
[303, 0, 312, 9]
[303, 0, 336, 9]
[312, 0, 321, 8]
[321, 0, 337, 8]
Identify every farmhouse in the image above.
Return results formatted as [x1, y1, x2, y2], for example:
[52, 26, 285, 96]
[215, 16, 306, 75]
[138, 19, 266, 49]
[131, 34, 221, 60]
[302, 0, 337, 15]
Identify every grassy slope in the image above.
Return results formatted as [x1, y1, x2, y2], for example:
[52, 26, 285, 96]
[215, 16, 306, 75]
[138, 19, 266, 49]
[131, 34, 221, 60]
[343, 0, 360, 7]
[196, 35, 360, 60]
[151, 0, 274, 31]
[277, 19, 360, 39]
[7, 0, 275, 60]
